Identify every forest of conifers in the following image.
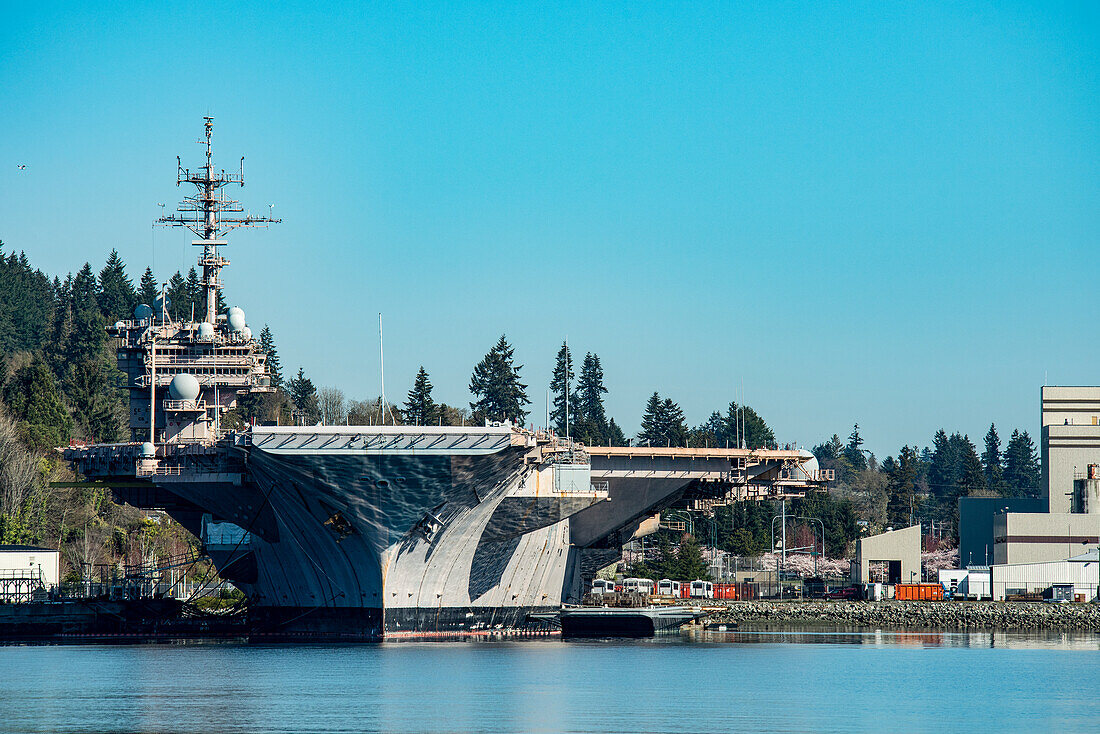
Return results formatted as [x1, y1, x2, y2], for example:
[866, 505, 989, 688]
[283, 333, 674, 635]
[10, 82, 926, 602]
[0, 243, 1042, 577]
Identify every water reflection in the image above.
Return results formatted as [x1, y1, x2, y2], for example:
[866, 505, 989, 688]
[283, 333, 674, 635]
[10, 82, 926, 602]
[681, 625, 1100, 649]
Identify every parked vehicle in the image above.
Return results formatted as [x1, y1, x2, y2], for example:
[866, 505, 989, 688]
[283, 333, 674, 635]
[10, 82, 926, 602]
[689, 580, 714, 599]
[824, 585, 860, 600]
[656, 579, 681, 597]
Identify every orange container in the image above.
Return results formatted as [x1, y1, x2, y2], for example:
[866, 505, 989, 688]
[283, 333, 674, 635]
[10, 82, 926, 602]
[895, 584, 944, 601]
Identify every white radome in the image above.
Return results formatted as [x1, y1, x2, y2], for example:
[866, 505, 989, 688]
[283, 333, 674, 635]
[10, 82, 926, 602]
[227, 307, 246, 332]
[168, 373, 201, 401]
[140, 442, 156, 457]
[197, 322, 215, 339]
[242, 326, 252, 340]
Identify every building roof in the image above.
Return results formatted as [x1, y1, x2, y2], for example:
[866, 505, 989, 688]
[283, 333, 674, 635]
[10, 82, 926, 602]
[0, 545, 57, 552]
[1068, 549, 1099, 563]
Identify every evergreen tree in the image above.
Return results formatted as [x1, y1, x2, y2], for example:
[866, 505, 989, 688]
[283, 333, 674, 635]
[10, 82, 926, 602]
[928, 429, 957, 498]
[0, 245, 55, 354]
[844, 424, 867, 471]
[258, 325, 283, 388]
[1, 357, 73, 450]
[660, 398, 688, 447]
[137, 267, 159, 309]
[575, 352, 609, 445]
[1004, 429, 1041, 498]
[166, 271, 188, 321]
[548, 342, 576, 436]
[675, 534, 710, 581]
[65, 264, 107, 376]
[957, 436, 986, 496]
[722, 402, 776, 450]
[404, 366, 439, 425]
[184, 267, 202, 321]
[884, 445, 920, 527]
[638, 392, 663, 446]
[68, 359, 122, 442]
[982, 423, 1007, 495]
[469, 335, 530, 424]
[96, 249, 136, 322]
[606, 418, 626, 447]
[287, 368, 320, 424]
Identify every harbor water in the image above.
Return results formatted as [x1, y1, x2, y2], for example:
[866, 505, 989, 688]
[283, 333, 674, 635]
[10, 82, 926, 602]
[1, 628, 1098, 733]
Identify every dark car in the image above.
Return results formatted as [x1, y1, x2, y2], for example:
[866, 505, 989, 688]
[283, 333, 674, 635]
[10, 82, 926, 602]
[824, 585, 860, 600]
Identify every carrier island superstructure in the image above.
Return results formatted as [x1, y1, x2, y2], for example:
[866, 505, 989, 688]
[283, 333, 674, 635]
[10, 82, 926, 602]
[66, 119, 831, 640]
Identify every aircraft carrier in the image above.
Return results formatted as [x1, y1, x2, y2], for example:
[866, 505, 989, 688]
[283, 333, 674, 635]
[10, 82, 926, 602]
[65, 119, 830, 640]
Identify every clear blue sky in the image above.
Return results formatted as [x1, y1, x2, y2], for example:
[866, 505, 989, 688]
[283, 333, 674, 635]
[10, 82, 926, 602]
[2, 2, 1098, 456]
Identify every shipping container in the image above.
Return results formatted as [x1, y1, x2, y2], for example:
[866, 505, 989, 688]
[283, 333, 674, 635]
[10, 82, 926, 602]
[895, 583, 944, 601]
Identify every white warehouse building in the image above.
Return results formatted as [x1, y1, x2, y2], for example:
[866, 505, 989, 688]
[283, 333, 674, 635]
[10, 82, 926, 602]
[990, 551, 1099, 602]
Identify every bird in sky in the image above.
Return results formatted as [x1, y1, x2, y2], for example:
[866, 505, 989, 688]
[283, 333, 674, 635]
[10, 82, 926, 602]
[17, 164, 26, 170]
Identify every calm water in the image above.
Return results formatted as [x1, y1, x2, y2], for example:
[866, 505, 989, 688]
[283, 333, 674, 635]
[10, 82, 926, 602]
[1, 629, 1098, 733]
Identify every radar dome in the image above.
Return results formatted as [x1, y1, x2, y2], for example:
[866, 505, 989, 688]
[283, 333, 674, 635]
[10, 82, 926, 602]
[168, 373, 201, 401]
[227, 307, 246, 332]
[134, 304, 153, 320]
[241, 326, 252, 340]
[140, 442, 156, 457]
[113, 321, 125, 330]
[197, 322, 215, 339]
[228, 306, 244, 317]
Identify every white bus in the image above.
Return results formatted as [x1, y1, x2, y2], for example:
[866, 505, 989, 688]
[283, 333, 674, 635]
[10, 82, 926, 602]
[657, 579, 681, 597]
[689, 580, 714, 599]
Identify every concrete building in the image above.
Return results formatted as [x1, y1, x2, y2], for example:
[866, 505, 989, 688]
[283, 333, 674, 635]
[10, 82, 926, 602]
[958, 497, 1045, 567]
[852, 525, 921, 585]
[987, 387, 1100, 564]
[0, 545, 60, 601]
[1041, 387, 1100, 514]
[993, 511, 1099, 565]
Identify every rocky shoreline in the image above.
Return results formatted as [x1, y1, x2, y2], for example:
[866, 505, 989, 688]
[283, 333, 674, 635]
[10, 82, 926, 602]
[705, 600, 1100, 631]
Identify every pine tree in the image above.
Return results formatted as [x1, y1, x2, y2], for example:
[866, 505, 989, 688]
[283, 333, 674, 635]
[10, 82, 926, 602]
[660, 398, 688, 447]
[66, 263, 107, 373]
[675, 534, 710, 581]
[982, 423, 1006, 495]
[638, 392, 664, 445]
[258, 325, 283, 388]
[404, 366, 438, 425]
[469, 335, 530, 424]
[844, 424, 867, 471]
[166, 271, 187, 321]
[956, 436, 986, 496]
[548, 342, 575, 436]
[605, 418, 626, 447]
[184, 267, 202, 321]
[885, 445, 920, 527]
[137, 267, 159, 309]
[722, 402, 776, 450]
[928, 429, 957, 498]
[96, 249, 136, 322]
[1, 356, 73, 450]
[287, 368, 319, 424]
[1004, 429, 1041, 498]
[575, 352, 609, 445]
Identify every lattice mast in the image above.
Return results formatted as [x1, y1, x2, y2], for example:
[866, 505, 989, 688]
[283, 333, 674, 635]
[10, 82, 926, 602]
[157, 117, 280, 323]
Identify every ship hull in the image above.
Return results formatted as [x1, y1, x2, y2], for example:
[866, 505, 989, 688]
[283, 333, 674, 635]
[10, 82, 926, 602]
[188, 427, 602, 638]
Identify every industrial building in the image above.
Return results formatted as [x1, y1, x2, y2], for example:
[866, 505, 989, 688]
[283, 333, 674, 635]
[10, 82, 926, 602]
[991, 387, 1100, 564]
[851, 525, 921, 585]
[959, 387, 1100, 568]
[990, 551, 1099, 601]
[0, 545, 60, 602]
